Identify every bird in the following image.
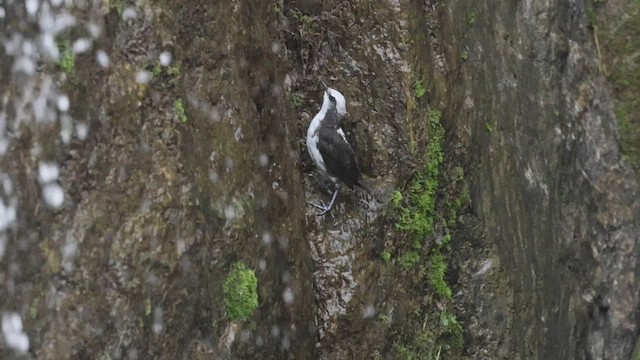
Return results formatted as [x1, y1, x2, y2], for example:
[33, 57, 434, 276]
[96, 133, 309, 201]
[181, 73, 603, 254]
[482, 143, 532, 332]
[306, 82, 370, 215]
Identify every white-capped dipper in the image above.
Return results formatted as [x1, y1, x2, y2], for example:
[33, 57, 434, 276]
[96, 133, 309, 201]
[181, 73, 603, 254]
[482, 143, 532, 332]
[306, 82, 370, 215]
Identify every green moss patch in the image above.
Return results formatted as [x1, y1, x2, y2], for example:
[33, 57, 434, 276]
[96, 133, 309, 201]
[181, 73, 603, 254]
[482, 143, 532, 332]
[57, 39, 75, 74]
[174, 98, 188, 123]
[395, 109, 444, 241]
[386, 97, 470, 358]
[223, 262, 258, 321]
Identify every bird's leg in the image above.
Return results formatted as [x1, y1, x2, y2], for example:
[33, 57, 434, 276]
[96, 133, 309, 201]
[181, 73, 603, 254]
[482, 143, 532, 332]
[308, 188, 339, 216]
[310, 172, 335, 195]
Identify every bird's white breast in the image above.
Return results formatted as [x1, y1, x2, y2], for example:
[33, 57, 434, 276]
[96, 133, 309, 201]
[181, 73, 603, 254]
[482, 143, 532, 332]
[306, 112, 327, 172]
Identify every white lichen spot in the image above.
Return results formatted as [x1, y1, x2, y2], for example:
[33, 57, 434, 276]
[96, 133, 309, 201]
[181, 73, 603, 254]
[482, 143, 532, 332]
[159, 51, 172, 66]
[219, 322, 239, 350]
[281, 271, 292, 283]
[41, 33, 58, 60]
[208, 170, 219, 183]
[76, 122, 89, 140]
[234, 127, 243, 141]
[258, 259, 266, 271]
[281, 335, 291, 349]
[0, 235, 6, 259]
[2, 178, 12, 195]
[463, 93, 475, 109]
[524, 165, 549, 198]
[175, 239, 186, 256]
[25, 0, 39, 16]
[87, 22, 102, 38]
[474, 259, 493, 277]
[60, 114, 73, 144]
[13, 57, 35, 75]
[38, 162, 59, 183]
[122, 7, 137, 21]
[240, 330, 252, 342]
[152, 307, 164, 335]
[52, 13, 76, 33]
[33, 78, 52, 121]
[282, 288, 295, 305]
[72, 38, 91, 54]
[0, 200, 16, 231]
[0, 7, 5, 19]
[270, 325, 280, 338]
[135, 70, 151, 84]
[1, 313, 29, 354]
[362, 304, 376, 318]
[271, 42, 281, 54]
[96, 50, 110, 68]
[56, 95, 69, 112]
[224, 158, 234, 171]
[61, 241, 78, 272]
[255, 336, 264, 347]
[224, 205, 236, 220]
[258, 153, 268, 167]
[524, 166, 535, 187]
[261, 231, 272, 245]
[43, 183, 64, 208]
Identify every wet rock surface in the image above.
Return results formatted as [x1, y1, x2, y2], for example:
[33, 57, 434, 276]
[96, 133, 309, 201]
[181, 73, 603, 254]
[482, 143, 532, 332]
[0, 0, 638, 359]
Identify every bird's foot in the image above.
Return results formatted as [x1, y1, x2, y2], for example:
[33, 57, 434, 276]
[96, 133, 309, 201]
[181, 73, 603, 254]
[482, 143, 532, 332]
[307, 200, 332, 216]
[307, 189, 339, 216]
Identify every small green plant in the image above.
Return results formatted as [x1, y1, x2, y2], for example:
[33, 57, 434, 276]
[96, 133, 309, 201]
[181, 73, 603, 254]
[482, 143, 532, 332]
[379, 312, 392, 325]
[392, 190, 403, 207]
[145, 298, 152, 316]
[467, 9, 476, 25]
[167, 65, 181, 77]
[97, 352, 112, 360]
[617, 106, 640, 176]
[440, 311, 461, 332]
[223, 262, 259, 321]
[174, 98, 187, 123]
[107, 0, 124, 16]
[381, 250, 392, 262]
[414, 79, 427, 99]
[57, 39, 75, 74]
[289, 8, 316, 29]
[394, 343, 415, 360]
[461, 50, 469, 61]
[271, 0, 284, 16]
[399, 251, 420, 268]
[292, 93, 304, 108]
[440, 311, 464, 347]
[152, 62, 162, 77]
[440, 233, 452, 247]
[485, 123, 493, 132]
[428, 251, 452, 298]
[395, 109, 444, 240]
[451, 166, 464, 182]
[30, 297, 40, 319]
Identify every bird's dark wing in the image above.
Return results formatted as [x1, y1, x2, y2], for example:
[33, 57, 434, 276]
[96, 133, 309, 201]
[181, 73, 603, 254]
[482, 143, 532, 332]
[317, 127, 363, 189]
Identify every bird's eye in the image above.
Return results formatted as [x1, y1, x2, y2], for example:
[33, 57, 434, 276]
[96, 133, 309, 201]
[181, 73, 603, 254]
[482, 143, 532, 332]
[329, 95, 336, 102]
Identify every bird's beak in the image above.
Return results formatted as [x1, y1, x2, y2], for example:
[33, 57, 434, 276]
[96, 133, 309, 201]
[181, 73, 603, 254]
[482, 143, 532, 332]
[321, 81, 328, 91]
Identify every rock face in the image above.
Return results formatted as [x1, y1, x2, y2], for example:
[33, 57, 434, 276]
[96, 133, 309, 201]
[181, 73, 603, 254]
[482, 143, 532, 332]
[0, 0, 638, 360]
[425, 1, 640, 358]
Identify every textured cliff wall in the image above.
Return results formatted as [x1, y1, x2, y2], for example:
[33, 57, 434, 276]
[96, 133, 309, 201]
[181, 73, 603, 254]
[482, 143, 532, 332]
[421, 0, 640, 358]
[0, 0, 638, 359]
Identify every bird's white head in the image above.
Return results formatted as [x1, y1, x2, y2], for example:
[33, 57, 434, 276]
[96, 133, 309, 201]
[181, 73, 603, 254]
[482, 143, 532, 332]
[321, 84, 347, 118]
